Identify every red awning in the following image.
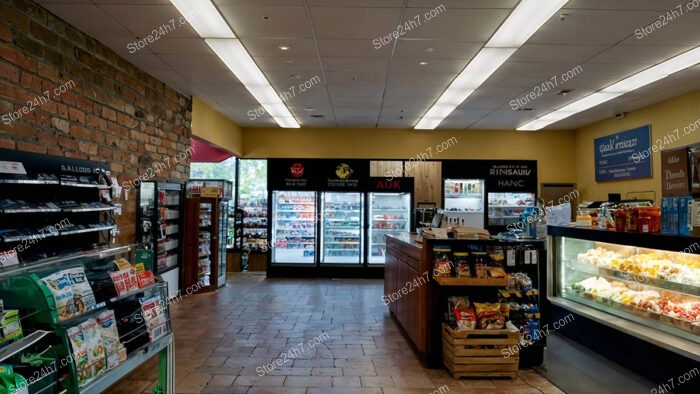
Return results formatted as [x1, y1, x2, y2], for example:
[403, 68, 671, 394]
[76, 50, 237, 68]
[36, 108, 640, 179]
[190, 138, 235, 163]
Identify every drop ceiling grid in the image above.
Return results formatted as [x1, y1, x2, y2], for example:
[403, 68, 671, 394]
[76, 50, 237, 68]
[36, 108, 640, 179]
[33, 0, 700, 130]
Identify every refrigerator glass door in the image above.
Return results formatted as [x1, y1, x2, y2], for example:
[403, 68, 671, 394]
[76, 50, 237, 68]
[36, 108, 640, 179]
[487, 192, 535, 226]
[369, 192, 411, 264]
[157, 187, 181, 273]
[321, 192, 364, 264]
[443, 179, 485, 228]
[272, 191, 317, 264]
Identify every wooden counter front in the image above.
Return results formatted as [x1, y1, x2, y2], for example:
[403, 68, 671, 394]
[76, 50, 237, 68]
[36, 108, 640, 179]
[385, 234, 434, 364]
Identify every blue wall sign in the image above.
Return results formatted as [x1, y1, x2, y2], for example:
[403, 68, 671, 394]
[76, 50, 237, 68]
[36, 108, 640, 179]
[595, 125, 652, 182]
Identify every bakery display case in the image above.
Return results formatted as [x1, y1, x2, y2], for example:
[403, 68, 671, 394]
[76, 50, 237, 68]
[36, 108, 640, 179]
[548, 226, 700, 390]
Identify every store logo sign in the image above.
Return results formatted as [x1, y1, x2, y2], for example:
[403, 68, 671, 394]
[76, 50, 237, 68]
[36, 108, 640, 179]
[376, 180, 401, 190]
[290, 163, 305, 178]
[335, 163, 353, 179]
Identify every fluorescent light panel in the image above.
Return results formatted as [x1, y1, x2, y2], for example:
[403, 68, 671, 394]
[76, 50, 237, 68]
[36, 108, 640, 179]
[487, 0, 569, 48]
[170, 0, 235, 38]
[518, 46, 700, 131]
[207, 39, 300, 128]
[414, 0, 567, 130]
[171, 1, 299, 128]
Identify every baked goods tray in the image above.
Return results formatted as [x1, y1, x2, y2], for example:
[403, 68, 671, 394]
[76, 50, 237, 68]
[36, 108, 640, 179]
[568, 289, 700, 335]
[569, 262, 700, 297]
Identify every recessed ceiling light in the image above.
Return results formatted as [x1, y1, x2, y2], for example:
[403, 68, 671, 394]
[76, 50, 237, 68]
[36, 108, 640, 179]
[285, 59, 295, 64]
[289, 74, 301, 80]
[278, 45, 290, 51]
[262, 16, 270, 20]
[425, 47, 435, 53]
[419, 61, 429, 66]
[304, 107, 316, 112]
[310, 114, 324, 118]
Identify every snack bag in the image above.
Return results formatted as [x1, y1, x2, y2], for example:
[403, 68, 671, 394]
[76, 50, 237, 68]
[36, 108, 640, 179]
[447, 296, 469, 321]
[474, 302, 506, 330]
[434, 261, 452, 277]
[137, 271, 155, 288]
[96, 310, 124, 369]
[454, 306, 477, 330]
[65, 267, 97, 315]
[138, 293, 167, 341]
[487, 267, 506, 278]
[79, 319, 106, 379]
[41, 272, 75, 322]
[66, 326, 91, 386]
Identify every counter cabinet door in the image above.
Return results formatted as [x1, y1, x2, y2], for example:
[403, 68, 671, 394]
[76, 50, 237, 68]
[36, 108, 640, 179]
[384, 247, 399, 315]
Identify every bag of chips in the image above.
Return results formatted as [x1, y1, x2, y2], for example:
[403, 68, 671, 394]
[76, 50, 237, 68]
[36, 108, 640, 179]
[41, 272, 75, 322]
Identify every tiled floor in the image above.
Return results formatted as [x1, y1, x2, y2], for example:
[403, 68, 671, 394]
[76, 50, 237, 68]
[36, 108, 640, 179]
[106, 273, 565, 394]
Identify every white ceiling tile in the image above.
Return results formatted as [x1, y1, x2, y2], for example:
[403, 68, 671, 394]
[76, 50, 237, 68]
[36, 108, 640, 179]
[530, 10, 664, 45]
[407, 0, 518, 8]
[331, 96, 383, 107]
[510, 44, 609, 63]
[41, 4, 132, 39]
[335, 116, 379, 128]
[324, 72, 386, 85]
[240, 38, 317, 57]
[99, 4, 199, 38]
[384, 85, 444, 99]
[216, 5, 313, 38]
[387, 72, 454, 87]
[128, 54, 171, 71]
[148, 38, 213, 55]
[266, 71, 325, 88]
[394, 39, 481, 60]
[159, 54, 228, 71]
[382, 96, 436, 109]
[308, 0, 403, 6]
[399, 8, 509, 41]
[377, 117, 420, 128]
[309, 7, 402, 40]
[253, 56, 321, 72]
[458, 97, 509, 110]
[317, 39, 392, 58]
[564, 0, 690, 11]
[323, 58, 390, 73]
[327, 85, 384, 97]
[213, 0, 304, 5]
[389, 58, 466, 74]
[619, 12, 700, 46]
[587, 44, 697, 64]
[334, 107, 380, 118]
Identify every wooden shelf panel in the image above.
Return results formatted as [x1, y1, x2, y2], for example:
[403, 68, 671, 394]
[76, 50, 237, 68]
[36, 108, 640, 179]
[433, 277, 507, 287]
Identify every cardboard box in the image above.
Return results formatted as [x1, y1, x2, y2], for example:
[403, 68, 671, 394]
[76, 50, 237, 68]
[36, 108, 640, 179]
[661, 197, 679, 235]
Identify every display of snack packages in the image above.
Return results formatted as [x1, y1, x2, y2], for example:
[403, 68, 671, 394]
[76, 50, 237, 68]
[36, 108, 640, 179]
[487, 267, 506, 278]
[97, 310, 126, 370]
[41, 272, 76, 322]
[137, 271, 155, 288]
[447, 296, 469, 320]
[113, 258, 132, 271]
[454, 306, 477, 331]
[109, 267, 140, 296]
[79, 319, 107, 379]
[66, 326, 91, 386]
[0, 364, 28, 394]
[0, 310, 23, 348]
[473, 302, 508, 330]
[65, 267, 97, 315]
[138, 293, 167, 342]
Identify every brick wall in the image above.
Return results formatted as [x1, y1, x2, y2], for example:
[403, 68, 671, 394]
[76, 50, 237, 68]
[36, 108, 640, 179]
[0, 0, 192, 244]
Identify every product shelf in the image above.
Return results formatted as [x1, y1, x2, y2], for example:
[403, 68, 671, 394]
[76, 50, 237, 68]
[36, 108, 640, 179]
[60, 225, 116, 237]
[433, 277, 507, 287]
[0, 330, 52, 362]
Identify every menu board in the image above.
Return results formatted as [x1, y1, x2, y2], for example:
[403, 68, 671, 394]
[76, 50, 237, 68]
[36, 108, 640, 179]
[594, 125, 652, 182]
[660, 148, 690, 197]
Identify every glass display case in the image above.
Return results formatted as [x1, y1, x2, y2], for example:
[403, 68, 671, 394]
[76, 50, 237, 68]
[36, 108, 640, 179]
[487, 192, 535, 226]
[320, 192, 364, 264]
[443, 178, 485, 228]
[271, 191, 316, 264]
[368, 192, 411, 264]
[550, 228, 700, 346]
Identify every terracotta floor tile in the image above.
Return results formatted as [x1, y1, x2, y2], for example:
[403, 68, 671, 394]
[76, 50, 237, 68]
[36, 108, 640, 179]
[104, 274, 562, 394]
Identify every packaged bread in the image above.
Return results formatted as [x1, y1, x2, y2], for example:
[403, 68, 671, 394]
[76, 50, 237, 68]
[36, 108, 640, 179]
[41, 272, 75, 321]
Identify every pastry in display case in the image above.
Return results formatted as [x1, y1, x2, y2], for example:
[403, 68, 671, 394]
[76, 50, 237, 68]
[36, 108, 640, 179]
[554, 236, 700, 342]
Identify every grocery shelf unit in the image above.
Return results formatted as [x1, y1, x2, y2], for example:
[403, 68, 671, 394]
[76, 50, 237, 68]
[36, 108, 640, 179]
[385, 234, 546, 369]
[0, 246, 174, 394]
[0, 149, 117, 265]
[548, 226, 700, 393]
[183, 180, 232, 291]
[137, 182, 184, 299]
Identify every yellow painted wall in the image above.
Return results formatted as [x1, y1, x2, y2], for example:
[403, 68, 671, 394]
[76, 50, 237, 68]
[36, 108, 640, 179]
[575, 89, 700, 204]
[191, 97, 243, 156]
[242, 128, 578, 189]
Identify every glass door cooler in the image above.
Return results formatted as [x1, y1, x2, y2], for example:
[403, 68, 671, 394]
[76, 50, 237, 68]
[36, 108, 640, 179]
[443, 179, 485, 228]
[368, 192, 411, 264]
[271, 191, 317, 264]
[321, 192, 364, 264]
[487, 192, 535, 226]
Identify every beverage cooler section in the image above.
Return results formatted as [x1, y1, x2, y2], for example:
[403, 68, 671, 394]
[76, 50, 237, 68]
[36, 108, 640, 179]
[272, 191, 316, 264]
[321, 192, 364, 264]
[443, 179, 485, 228]
[487, 192, 536, 227]
[197, 202, 213, 287]
[368, 192, 411, 264]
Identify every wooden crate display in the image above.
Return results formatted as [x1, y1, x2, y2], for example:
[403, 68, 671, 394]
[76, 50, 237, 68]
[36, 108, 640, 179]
[442, 323, 520, 379]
